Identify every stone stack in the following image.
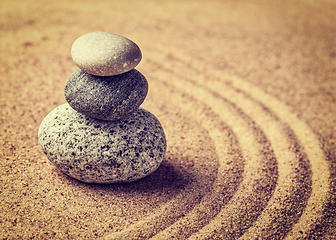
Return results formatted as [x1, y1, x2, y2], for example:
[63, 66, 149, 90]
[38, 32, 167, 184]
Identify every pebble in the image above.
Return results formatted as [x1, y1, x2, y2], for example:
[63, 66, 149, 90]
[38, 104, 167, 184]
[64, 69, 148, 121]
[71, 32, 142, 76]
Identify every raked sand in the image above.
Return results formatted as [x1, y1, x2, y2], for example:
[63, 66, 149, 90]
[1, 0, 335, 239]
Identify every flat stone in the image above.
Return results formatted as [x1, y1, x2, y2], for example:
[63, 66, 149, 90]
[71, 32, 142, 76]
[38, 104, 167, 184]
[64, 69, 148, 121]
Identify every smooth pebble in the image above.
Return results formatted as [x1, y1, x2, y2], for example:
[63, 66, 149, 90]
[71, 32, 142, 76]
[38, 104, 167, 184]
[64, 69, 148, 121]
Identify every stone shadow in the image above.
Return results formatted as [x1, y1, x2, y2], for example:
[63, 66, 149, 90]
[58, 150, 209, 204]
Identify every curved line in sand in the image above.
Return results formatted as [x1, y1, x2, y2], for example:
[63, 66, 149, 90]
[166, 51, 330, 239]
[149, 71, 277, 239]
[105, 49, 330, 239]
[145, 58, 305, 239]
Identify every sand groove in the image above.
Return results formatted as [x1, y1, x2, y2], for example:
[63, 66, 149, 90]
[159, 51, 330, 240]
[106, 47, 330, 239]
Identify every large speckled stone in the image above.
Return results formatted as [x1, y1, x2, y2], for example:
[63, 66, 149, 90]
[38, 103, 166, 184]
[71, 32, 142, 76]
[64, 69, 148, 121]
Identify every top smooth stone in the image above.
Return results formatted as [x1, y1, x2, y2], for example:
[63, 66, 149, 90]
[71, 32, 142, 76]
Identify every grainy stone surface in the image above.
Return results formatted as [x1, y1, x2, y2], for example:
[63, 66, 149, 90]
[38, 103, 167, 184]
[71, 31, 142, 76]
[65, 69, 148, 121]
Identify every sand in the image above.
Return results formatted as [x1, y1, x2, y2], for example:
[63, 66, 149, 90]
[1, 0, 335, 239]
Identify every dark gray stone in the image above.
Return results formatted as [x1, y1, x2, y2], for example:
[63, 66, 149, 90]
[38, 104, 167, 184]
[71, 31, 142, 76]
[64, 69, 148, 121]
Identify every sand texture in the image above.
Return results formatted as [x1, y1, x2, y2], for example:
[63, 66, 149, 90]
[1, 0, 336, 239]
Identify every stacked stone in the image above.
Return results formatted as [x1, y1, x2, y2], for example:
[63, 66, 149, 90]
[38, 32, 167, 184]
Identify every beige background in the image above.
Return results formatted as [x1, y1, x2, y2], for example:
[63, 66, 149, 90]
[1, 0, 335, 239]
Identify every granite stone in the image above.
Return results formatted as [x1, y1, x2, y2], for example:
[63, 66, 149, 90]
[38, 103, 167, 184]
[71, 32, 142, 76]
[64, 69, 148, 121]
